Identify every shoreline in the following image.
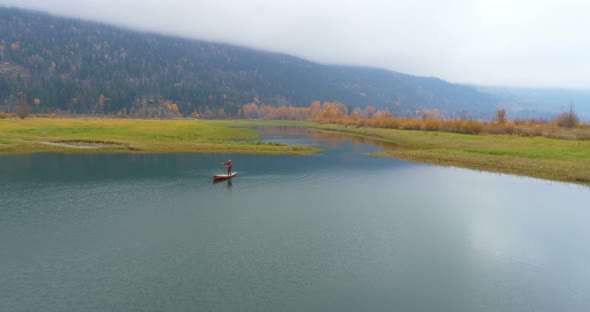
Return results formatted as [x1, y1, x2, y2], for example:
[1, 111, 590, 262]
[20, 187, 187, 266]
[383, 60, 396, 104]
[0, 118, 320, 155]
[1, 118, 589, 186]
[313, 124, 590, 186]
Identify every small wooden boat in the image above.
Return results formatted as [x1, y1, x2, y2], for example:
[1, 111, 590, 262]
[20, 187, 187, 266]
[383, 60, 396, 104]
[213, 172, 237, 181]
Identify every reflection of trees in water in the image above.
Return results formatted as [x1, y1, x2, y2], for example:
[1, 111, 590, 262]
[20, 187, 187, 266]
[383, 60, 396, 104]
[257, 126, 313, 137]
[258, 126, 402, 150]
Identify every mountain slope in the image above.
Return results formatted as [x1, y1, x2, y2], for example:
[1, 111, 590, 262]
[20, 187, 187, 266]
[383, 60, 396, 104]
[0, 7, 499, 117]
[477, 86, 590, 121]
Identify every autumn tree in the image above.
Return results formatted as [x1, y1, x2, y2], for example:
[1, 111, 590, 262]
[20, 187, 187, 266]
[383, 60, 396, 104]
[318, 102, 348, 121]
[364, 106, 376, 118]
[242, 102, 259, 119]
[116, 107, 127, 117]
[310, 101, 322, 119]
[201, 106, 215, 119]
[217, 107, 227, 119]
[298, 107, 312, 120]
[374, 109, 391, 119]
[97, 94, 105, 113]
[274, 106, 290, 120]
[258, 104, 274, 119]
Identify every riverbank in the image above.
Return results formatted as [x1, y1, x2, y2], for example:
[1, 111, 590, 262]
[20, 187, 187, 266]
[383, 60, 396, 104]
[0, 118, 319, 155]
[2, 118, 589, 185]
[314, 124, 590, 186]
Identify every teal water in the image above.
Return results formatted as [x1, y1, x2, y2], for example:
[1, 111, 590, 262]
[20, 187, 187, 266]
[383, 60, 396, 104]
[1, 128, 590, 311]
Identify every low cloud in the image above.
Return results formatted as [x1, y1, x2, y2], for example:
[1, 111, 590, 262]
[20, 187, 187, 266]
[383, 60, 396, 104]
[1, 0, 589, 88]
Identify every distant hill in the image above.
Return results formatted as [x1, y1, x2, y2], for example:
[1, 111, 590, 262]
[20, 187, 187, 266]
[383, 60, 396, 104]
[477, 86, 590, 121]
[0, 7, 499, 118]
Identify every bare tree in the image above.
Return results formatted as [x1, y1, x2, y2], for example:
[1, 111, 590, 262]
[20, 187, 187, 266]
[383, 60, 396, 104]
[495, 107, 507, 124]
[16, 91, 29, 119]
[554, 102, 579, 128]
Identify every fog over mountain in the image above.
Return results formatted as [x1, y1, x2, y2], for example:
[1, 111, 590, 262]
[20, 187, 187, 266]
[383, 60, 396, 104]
[0, 8, 501, 118]
[1, 5, 588, 120]
[2, 0, 589, 89]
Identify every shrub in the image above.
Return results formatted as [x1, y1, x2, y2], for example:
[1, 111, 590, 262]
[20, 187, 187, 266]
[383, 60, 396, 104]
[453, 119, 483, 134]
[504, 121, 516, 134]
[424, 119, 442, 131]
[554, 112, 579, 128]
[379, 117, 400, 129]
[400, 118, 423, 130]
[487, 121, 517, 135]
[554, 104, 579, 128]
[440, 120, 455, 132]
[465, 120, 483, 134]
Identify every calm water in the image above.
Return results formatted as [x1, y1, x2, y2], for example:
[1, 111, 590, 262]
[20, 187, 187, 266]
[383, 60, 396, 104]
[1, 128, 590, 311]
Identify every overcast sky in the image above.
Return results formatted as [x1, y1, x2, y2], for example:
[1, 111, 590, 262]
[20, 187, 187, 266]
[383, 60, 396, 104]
[2, 0, 589, 88]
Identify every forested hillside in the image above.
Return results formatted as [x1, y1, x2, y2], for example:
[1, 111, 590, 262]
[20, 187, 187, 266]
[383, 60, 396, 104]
[0, 7, 499, 118]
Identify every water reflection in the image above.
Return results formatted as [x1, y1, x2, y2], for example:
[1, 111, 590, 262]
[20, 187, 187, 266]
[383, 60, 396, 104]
[213, 179, 233, 190]
[256, 126, 404, 151]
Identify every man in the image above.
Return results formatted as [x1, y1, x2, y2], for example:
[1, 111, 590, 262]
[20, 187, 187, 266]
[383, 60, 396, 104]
[221, 160, 232, 175]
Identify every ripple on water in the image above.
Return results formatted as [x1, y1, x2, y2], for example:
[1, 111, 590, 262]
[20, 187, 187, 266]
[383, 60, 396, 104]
[213, 169, 357, 192]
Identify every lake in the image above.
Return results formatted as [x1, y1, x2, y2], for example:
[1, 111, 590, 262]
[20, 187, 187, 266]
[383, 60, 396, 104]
[1, 127, 589, 311]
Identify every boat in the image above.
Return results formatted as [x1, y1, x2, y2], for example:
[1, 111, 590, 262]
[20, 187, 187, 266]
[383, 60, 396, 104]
[213, 172, 237, 181]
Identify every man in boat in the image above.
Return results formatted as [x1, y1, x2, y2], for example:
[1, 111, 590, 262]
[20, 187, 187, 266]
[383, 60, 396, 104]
[221, 160, 232, 175]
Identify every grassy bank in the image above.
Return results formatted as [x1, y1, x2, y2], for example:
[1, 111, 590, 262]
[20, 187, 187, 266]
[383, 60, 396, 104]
[0, 118, 319, 155]
[2, 118, 589, 185]
[315, 124, 590, 185]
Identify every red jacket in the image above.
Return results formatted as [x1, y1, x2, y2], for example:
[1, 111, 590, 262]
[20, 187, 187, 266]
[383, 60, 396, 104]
[223, 161, 232, 171]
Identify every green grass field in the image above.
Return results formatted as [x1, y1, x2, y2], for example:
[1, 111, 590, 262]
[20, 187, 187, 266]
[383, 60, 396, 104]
[0, 118, 319, 155]
[315, 124, 590, 185]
